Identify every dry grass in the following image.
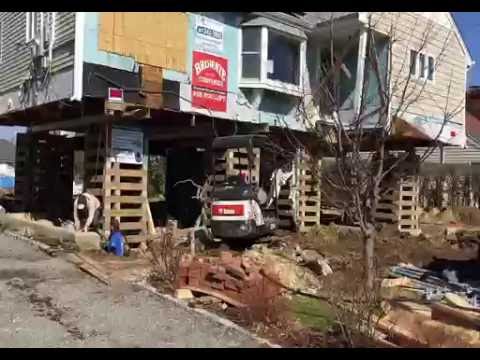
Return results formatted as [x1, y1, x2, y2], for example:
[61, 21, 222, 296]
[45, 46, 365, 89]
[146, 227, 186, 292]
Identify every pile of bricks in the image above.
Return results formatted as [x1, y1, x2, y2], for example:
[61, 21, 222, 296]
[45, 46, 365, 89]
[176, 251, 280, 307]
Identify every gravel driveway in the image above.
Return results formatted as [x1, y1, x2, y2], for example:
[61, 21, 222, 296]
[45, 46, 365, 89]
[0, 233, 260, 347]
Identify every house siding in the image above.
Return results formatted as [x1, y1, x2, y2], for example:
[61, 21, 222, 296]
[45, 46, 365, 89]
[370, 12, 467, 126]
[0, 12, 75, 114]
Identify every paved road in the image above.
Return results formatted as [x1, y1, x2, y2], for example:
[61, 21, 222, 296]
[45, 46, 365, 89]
[0, 233, 260, 347]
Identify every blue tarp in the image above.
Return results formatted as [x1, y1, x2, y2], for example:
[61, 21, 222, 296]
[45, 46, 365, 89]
[0, 176, 14, 190]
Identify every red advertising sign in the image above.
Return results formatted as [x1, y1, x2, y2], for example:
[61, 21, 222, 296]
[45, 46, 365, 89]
[191, 51, 228, 112]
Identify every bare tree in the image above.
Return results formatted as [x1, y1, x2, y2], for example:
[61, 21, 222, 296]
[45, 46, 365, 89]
[298, 13, 464, 289]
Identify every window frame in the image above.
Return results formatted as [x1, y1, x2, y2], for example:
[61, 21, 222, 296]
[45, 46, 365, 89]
[239, 25, 306, 97]
[240, 26, 262, 81]
[409, 48, 435, 83]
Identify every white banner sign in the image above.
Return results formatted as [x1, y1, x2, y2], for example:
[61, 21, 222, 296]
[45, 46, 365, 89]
[111, 127, 144, 164]
[195, 15, 224, 53]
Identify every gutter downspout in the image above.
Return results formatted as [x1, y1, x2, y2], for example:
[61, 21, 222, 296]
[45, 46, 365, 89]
[72, 12, 85, 102]
[48, 12, 56, 64]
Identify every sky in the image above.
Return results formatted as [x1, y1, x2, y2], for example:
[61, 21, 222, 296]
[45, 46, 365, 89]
[453, 12, 480, 86]
[0, 12, 479, 141]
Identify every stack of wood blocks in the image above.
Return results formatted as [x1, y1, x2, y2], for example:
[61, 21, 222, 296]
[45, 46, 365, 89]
[295, 154, 322, 232]
[277, 153, 321, 232]
[374, 176, 421, 236]
[102, 160, 149, 245]
[84, 126, 149, 245]
[397, 177, 421, 236]
[277, 183, 296, 229]
[213, 148, 260, 185]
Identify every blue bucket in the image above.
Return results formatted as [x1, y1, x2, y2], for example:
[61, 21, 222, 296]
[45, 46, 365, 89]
[0, 176, 14, 190]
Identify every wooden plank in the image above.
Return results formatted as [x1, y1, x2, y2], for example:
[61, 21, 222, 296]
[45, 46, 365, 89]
[141, 64, 163, 109]
[108, 182, 145, 191]
[119, 222, 147, 231]
[78, 263, 110, 285]
[431, 303, 480, 330]
[278, 210, 294, 216]
[125, 234, 147, 244]
[183, 285, 246, 308]
[107, 168, 147, 177]
[298, 215, 319, 222]
[108, 196, 146, 204]
[298, 206, 320, 213]
[375, 213, 398, 221]
[400, 191, 418, 197]
[110, 209, 145, 217]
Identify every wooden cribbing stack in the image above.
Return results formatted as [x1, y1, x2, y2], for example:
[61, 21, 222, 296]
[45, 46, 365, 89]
[277, 152, 321, 233]
[374, 176, 421, 236]
[84, 125, 149, 245]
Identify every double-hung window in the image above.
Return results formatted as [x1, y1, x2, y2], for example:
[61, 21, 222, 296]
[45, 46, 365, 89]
[409, 49, 435, 82]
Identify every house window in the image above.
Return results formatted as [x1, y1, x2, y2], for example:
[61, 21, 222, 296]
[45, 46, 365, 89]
[409, 49, 435, 82]
[427, 56, 435, 81]
[267, 30, 300, 85]
[241, 27, 262, 80]
[409, 50, 417, 76]
[419, 53, 426, 79]
[240, 25, 305, 95]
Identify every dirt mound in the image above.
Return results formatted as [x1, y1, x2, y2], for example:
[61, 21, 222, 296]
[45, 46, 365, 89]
[453, 207, 480, 226]
[421, 208, 458, 225]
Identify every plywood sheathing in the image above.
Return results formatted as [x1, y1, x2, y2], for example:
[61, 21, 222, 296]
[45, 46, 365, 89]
[141, 65, 163, 109]
[99, 12, 188, 73]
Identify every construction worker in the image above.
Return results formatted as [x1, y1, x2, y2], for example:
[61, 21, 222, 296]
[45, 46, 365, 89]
[73, 192, 101, 232]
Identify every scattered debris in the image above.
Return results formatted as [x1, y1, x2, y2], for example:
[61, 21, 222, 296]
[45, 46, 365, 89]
[244, 246, 323, 293]
[175, 251, 281, 308]
[175, 288, 194, 300]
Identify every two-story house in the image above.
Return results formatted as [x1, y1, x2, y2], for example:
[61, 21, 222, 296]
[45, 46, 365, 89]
[0, 12, 472, 241]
